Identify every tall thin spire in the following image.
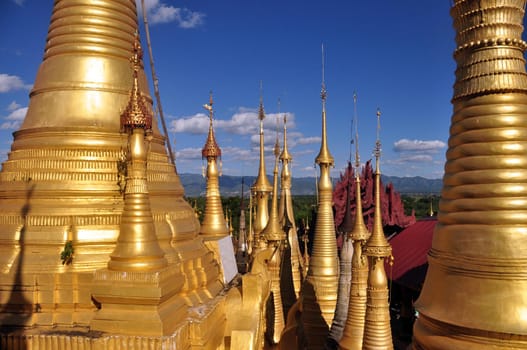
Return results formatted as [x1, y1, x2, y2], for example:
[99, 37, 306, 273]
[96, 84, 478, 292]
[108, 32, 166, 272]
[251, 83, 273, 251]
[315, 43, 334, 167]
[301, 45, 339, 349]
[340, 92, 372, 350]
[362, 109, 393, 349]
[199, 92, 229, 237]
[279, 113, 303, 299]
[261, 132, 286, 344]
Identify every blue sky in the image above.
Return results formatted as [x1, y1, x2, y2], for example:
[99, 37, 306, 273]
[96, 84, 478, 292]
[0, 0, 459, 179]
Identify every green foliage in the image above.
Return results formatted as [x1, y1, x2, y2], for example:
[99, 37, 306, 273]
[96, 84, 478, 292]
[401, 194, 440, 218]
[60, 240, 74, 265]
[186, 195, 317, 237]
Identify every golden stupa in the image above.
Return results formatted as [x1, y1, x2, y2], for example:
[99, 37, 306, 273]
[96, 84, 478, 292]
[362, 110, 393, 349]
[0, 1, 269, 349]
[260, 131, 287, 344]
[200, 93, 229, 238]
[413, 0, 527, 349]
[250, 94, 273, 254]
[299, 49, 339, 349]
[278, 114, 305, 302]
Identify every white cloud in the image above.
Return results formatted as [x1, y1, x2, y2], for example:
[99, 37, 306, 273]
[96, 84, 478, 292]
[0, 122, 20, 130]
[12, 0, 25, 6]
[296, 136, 321, 145]
[7, 101, 21, 111]
[0, 74, 31, 93]
[171, 107, 296, 138]
[385, 154, 434, 164]
[136, 0, 205, 27]
[6, 106, 27, 121]
[393, 138, 446, 153]
[214, 108, 295, 136]
[221, 146, 256, 162]
[0, 104, 27, 130]
[170, 113, 209, 134]
[175, 147, 201, 160]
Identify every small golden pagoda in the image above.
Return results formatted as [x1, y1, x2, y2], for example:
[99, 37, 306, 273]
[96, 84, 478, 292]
[339, 95, 371, 350]
[278, 114, 305, 299]
[362, 110, 393, 349]
[199, 93, 236, 285]
[300, 50, 339, 349]
[251, 93, 273, 252]
[260, 131, 287, 344]
[200, 93, 229, 238]
[90, 34, 186, 337]
[413, 1, 527, 349]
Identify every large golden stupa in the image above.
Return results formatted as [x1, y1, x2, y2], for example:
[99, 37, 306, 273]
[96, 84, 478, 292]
[0, 1, 269, 348]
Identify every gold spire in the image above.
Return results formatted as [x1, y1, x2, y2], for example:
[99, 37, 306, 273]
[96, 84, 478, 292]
[251, 85, 273, 249]
[339, 92, 371, 350]
[199, 92, 229, 237]
[428, 196, 434, 217]
[261, 133, 286, 343]
[362, 109, 393, 349]
[252, 83, 273, 193]
[301, 48, 339, 349]
[414, 2, 527, 349]
[107, 33, 166, 272]
[261, 131, 286, 243]
[315, 43, 335, 166]
[280, 114, 293, 162]
[279, 113, 304, 299]
[120, 32, 152, 131]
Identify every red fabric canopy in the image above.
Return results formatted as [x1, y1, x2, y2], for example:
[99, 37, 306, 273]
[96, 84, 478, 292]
[386, 218, 437, 290]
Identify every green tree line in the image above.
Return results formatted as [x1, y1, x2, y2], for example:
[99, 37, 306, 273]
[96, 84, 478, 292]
[186, 194, 439, 238]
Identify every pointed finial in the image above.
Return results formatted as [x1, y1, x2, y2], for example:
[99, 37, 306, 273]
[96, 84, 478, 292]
[374, 108, 382, 169]
[201, 91, 221, 158]
[131, 30, 143, 72]
[315, 44, 334, 166]
[259, 81, 265, 122]
[204, 90, 214, 123]
[353, 92, 361, 176]
[280, 112, 292, 161]
[274, 99, 281, 158]
[321, 43, 327, 103]
[120, 32, 152, 131]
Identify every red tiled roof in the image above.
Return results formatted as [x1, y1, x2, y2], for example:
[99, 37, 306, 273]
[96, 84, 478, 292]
[386, 218, 437, 290]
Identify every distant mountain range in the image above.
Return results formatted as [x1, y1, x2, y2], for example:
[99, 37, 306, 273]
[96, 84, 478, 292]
[178, 173, 443, 197]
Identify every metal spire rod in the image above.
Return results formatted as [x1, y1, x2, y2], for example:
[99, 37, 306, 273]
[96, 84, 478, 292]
[353, 92, 361, 175]
[140, 0, 176, 167]
[321, 43, 327, 104]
